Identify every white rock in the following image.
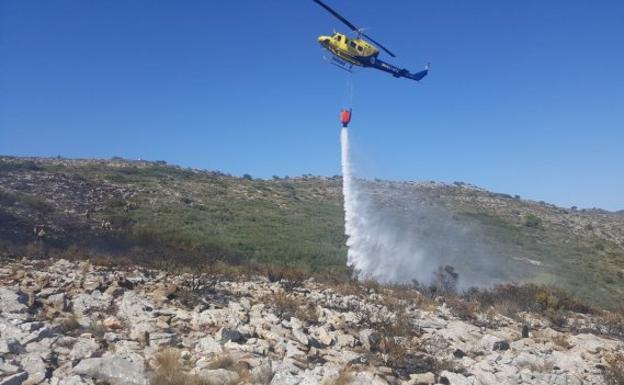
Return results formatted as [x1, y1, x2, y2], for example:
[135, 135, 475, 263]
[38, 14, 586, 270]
[0, 288, 28, 314]
[46, 293, 68, 310]
[19, 353, 47, 384]
[251, 359, 273, 384]
[292, 328, 309, 346]
[439, 371, 471, 385]
[195, 336, 223, 354]
[72, 291, 112, 316]
[194, 368, 240, 385]
[73, 357, 147, 385]
[407, 372, 435, 385]
[270, 371, 301, 385]
[70, 338, 99, 360]
[350, 371, 388, 385]
[0, 372, 28, 385]
[0, 338, 22, 354]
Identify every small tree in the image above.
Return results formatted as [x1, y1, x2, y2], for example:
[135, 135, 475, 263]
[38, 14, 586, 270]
[432, 265, 459, 295]
[524, 214, 542, 228]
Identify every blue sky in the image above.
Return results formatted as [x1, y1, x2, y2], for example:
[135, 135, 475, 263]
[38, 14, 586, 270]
[1, 1, 623, 210]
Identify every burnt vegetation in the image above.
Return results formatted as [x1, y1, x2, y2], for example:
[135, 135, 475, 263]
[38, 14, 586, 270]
[1, 156, 624, 311]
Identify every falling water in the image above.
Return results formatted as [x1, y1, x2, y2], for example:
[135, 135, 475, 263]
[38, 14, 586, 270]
[341, 127, 420, 281]
[340, 127, 509, 286]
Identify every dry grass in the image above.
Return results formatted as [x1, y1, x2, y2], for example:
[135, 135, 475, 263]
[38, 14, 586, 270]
[446, 297, 479, 321]
[603, 353, 624, 385]
[330, 367, 354, 385]
[151, 350, 251, 385]
[296, 302, 321, 325]
[205, 353, 253, 384]
[151, 349, 206, 385]
[59, 314, 81, 333]
[266, 265, 306, 291]
[600, 310, 624, 337]
[206, 354, 235, 370]
[270, 292, 300, 319]
[551, 335, 572, 350]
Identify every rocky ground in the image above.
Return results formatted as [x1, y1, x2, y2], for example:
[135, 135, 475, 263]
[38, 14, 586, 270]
[1, 258, 622, 385]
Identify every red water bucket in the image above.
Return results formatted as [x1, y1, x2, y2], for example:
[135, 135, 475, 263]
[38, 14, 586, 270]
[340, 109, 352, 127]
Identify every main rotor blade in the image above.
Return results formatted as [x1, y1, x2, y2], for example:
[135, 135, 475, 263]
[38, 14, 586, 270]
[312, 0, 397, 58]
[363, 33, 396, 57]
[312, 0, 359, 32]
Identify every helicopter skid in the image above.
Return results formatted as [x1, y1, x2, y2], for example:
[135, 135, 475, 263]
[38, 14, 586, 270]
[324, 55, 353, 72]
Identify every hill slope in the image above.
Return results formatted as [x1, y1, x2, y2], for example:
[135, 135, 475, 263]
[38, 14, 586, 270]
[1, 156, 623, 308]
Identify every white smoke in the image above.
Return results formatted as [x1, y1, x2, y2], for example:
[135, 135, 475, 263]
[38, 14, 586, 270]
[340, 127, 512, 287]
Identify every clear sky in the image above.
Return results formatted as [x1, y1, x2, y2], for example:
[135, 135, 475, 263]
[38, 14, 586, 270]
[1, 1, 623, 210]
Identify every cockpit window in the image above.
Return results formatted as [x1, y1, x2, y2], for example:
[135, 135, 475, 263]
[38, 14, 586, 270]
[335, 35, 342, 42]
[357, 45, 363, 52]
[349, 41, 356, 48]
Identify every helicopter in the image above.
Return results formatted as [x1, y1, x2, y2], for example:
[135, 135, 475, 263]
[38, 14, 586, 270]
[313, 0, 429, 82]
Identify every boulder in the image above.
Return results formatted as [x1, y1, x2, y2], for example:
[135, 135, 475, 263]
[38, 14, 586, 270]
[251, 359, 273, 384]
[0, 288, 28, 314]
[103, 316, 123, 330]
[218, 328, 247, 344]
[407, 372, 435, 385]
[19, 353, 48, 384]
[439, 371, 471, 385]
[195, 336, 223, 354]
[73, 357, 148, 385]
[0, 372, 28, 385]
[270, 371, 300, 385]
[493, 340, 510, 351]
[194, 368, 240, 385]
[46, 293, 68, 311]
[0, 338, 23, 354]
[70, 338, 99, 360]
[72, 291, 112, 316]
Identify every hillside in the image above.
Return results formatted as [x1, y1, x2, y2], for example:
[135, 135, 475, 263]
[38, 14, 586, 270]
[0, 257, 622, 385]
[0, 156, 623, 308]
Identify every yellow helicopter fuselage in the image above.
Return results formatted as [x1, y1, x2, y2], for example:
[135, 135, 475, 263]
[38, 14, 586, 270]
[318, 32, 379, 66]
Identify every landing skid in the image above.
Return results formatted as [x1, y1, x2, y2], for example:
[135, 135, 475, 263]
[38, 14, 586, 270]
[323, 55, 353, 73]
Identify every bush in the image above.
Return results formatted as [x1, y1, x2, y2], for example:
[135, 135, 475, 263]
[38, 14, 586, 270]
[431, 265, 459, 296]
[603, 353, 624, 385]
[524, 214, 542, 228]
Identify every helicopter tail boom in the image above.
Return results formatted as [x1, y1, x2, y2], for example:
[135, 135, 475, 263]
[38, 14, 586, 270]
[368, 58, 428, 81]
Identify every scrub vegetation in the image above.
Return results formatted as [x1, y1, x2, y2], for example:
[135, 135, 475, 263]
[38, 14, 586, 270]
[1, 156, 623, 309]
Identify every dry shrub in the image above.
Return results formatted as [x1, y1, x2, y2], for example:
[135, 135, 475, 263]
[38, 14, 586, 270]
[87, 320, 107, 338]
[361, 279, 382, 293]
[331, 367, 355, 385]
[385, 310, 418, 339]
[151, 349, 208, 385]
[206, 353, 252, 384]
[446, 297, 479, 321]
[387, 284, 436, 310]
[551, 335, 572, 350]
[266, 265, 306, 291]
[296, 302, 320, 325]
[603, 353, 624, 385]
[270, 292, 302, 319]
[529, 360, 555, 373]
[326, 281, 364, 297]
[206, 354, 235, 370]
[60, 314, 81, 334]
[545, 309, 568, 328]
[464, 284, 595, 318]
[599, 310, 624, 338]
[380, 339, 453, 379]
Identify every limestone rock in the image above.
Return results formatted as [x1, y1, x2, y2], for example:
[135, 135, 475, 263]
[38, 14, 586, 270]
[73, 357, 148, 385]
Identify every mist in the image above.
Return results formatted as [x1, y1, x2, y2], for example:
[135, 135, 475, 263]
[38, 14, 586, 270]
[341, 127, 509, 288]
